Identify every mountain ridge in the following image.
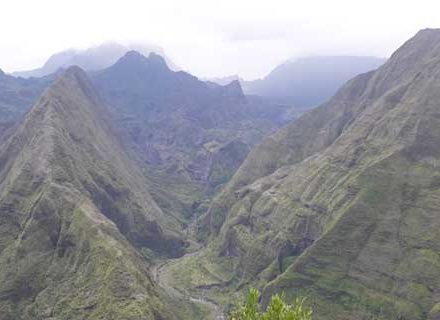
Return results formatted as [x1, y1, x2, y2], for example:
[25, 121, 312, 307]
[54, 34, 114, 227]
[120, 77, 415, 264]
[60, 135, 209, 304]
[167, 28, 440, 320]
[242, 55, 386, 107]
[92, 50, 292, 191]
[0, 66, 190, 319]
[12, 42, 178, 78]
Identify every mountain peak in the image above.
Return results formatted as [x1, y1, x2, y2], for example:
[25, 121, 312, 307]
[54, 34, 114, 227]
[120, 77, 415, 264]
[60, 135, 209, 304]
[116, 50, 148, 66]
[110, 50, 170, 74]
[414, 27, 440, 37]
[0, 43, 185, 319]
[364, 28, 440, 98]
[222, 79, 245, 99]
[62, 65, 97, 96]
[124, 49, 146, 59]
[389, 28, 440, 63]
[36, 65, 101, 116]
[147, 51, 168, 67]
[63, 65, 88, 79]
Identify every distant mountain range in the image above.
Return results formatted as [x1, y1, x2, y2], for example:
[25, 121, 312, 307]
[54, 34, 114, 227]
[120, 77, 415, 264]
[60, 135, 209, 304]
[0, 68, 53, 136]
[3, 29, 440, 320]
[203, 74, 243, 86]
[12, 42, 178, 78]
[242, 56, 386, 107]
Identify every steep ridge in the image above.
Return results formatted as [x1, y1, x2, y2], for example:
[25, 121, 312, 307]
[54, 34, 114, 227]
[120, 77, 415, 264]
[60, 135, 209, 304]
[202, 61, 377, 235]
[93, 51, 289, 185]
[0, 67, 186, 319]
[94, 51, 290, 180]
[174, 29, 440, 319]
[92, 51, 294, 225]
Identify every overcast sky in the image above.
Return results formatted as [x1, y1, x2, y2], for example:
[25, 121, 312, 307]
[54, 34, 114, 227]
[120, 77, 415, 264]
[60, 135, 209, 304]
[1, 0, 439, 79]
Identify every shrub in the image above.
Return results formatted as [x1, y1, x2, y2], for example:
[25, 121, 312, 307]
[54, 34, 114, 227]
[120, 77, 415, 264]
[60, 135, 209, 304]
[229, 288, 312, 320]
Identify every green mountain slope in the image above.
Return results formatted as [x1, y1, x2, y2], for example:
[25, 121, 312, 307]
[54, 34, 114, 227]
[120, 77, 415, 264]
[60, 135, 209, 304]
[0, 67, 187, 319]
[170, 29, 440, 319]
[92, 51, 291, 188]
[91, 51, 295, 226]
[0, 69, 52, 137]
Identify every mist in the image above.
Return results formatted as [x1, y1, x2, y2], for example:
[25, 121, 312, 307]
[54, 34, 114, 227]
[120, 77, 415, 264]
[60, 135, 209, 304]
[1, 0, 439, 79]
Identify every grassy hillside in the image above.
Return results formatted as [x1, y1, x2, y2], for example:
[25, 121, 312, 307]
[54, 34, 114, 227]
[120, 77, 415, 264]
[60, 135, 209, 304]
[0, 67, 196, 319]
[169, 29, 440, 320]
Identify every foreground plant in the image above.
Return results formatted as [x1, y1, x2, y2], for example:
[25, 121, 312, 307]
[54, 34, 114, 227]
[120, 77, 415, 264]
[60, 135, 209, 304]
[229, 288, 312, 320]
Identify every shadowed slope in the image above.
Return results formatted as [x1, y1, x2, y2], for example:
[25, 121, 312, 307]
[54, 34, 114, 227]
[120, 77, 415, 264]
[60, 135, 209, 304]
[92, 51, 295, 226]
[175, 29, 440, 320]
[0, 70, 52, 137]
[0, 67, 185, 319]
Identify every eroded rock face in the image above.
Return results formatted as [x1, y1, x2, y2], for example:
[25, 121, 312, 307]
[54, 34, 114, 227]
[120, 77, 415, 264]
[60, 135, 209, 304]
[1, 52, 298, 234]
[0, 67, 183, 319]
[92, 51, 291, 191]
[193, 29, 440, 319]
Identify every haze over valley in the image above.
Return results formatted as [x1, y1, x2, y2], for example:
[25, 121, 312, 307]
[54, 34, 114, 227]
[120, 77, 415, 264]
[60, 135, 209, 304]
[1, 1, 440, 320]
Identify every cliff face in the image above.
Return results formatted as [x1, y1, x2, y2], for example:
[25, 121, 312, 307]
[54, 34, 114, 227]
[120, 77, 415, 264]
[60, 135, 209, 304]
[181, 29, 440, 319]
[92, 51, 291, 189]
[0, 67, 185, 319]
[87, 51, 295, 228]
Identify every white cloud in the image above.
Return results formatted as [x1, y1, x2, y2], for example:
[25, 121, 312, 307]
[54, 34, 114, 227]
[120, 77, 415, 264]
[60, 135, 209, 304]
[0, 0, 439, 79]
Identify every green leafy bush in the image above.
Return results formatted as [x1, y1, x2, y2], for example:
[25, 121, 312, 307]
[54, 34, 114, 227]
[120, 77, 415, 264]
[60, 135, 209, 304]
[229, 288, 312, 320]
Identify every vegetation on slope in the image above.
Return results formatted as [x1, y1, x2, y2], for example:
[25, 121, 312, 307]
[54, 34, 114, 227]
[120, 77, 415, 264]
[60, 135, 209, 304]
[229, 289, 312, 320]
[0, 70, 52, 136]
[91, 51, 296, 225]
[168, 28, 440, 320]
[0, 67, 192, 319]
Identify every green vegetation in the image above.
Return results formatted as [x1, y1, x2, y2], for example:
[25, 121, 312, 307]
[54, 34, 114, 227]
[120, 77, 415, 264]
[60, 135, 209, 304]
[229, 289, 312, 320]
[169, 29, 440, 320]
[93, 51, 293, 199]
[4, 29, 440, 320]
[0, 70, 50, 135]
[0, 67, 189, 319]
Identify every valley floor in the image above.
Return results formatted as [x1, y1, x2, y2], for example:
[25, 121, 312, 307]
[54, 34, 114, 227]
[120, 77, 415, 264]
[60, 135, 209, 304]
[152, 249, 226, 320]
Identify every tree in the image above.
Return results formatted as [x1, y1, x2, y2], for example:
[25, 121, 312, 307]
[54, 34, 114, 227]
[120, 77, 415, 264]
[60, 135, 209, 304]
[229, 288, 312, 320]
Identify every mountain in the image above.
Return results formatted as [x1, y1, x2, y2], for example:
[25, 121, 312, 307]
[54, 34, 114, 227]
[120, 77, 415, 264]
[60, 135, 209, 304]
[0, 67, 189, 319]
[12, 42, 178, 78]
[203, 75, 243, 86]
[167, 29, 440, 319]
[0, 51, 297, 239]
[90, 51, 297, 228]
[0, 70, 52, 136]
[92, 51, 294, 192]
[243, 56, 386, 107]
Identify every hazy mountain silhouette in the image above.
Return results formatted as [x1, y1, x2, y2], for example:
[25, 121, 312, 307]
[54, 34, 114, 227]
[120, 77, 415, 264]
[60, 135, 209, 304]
[243, 55, 386, 107]
[12, 42, 178, 78]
